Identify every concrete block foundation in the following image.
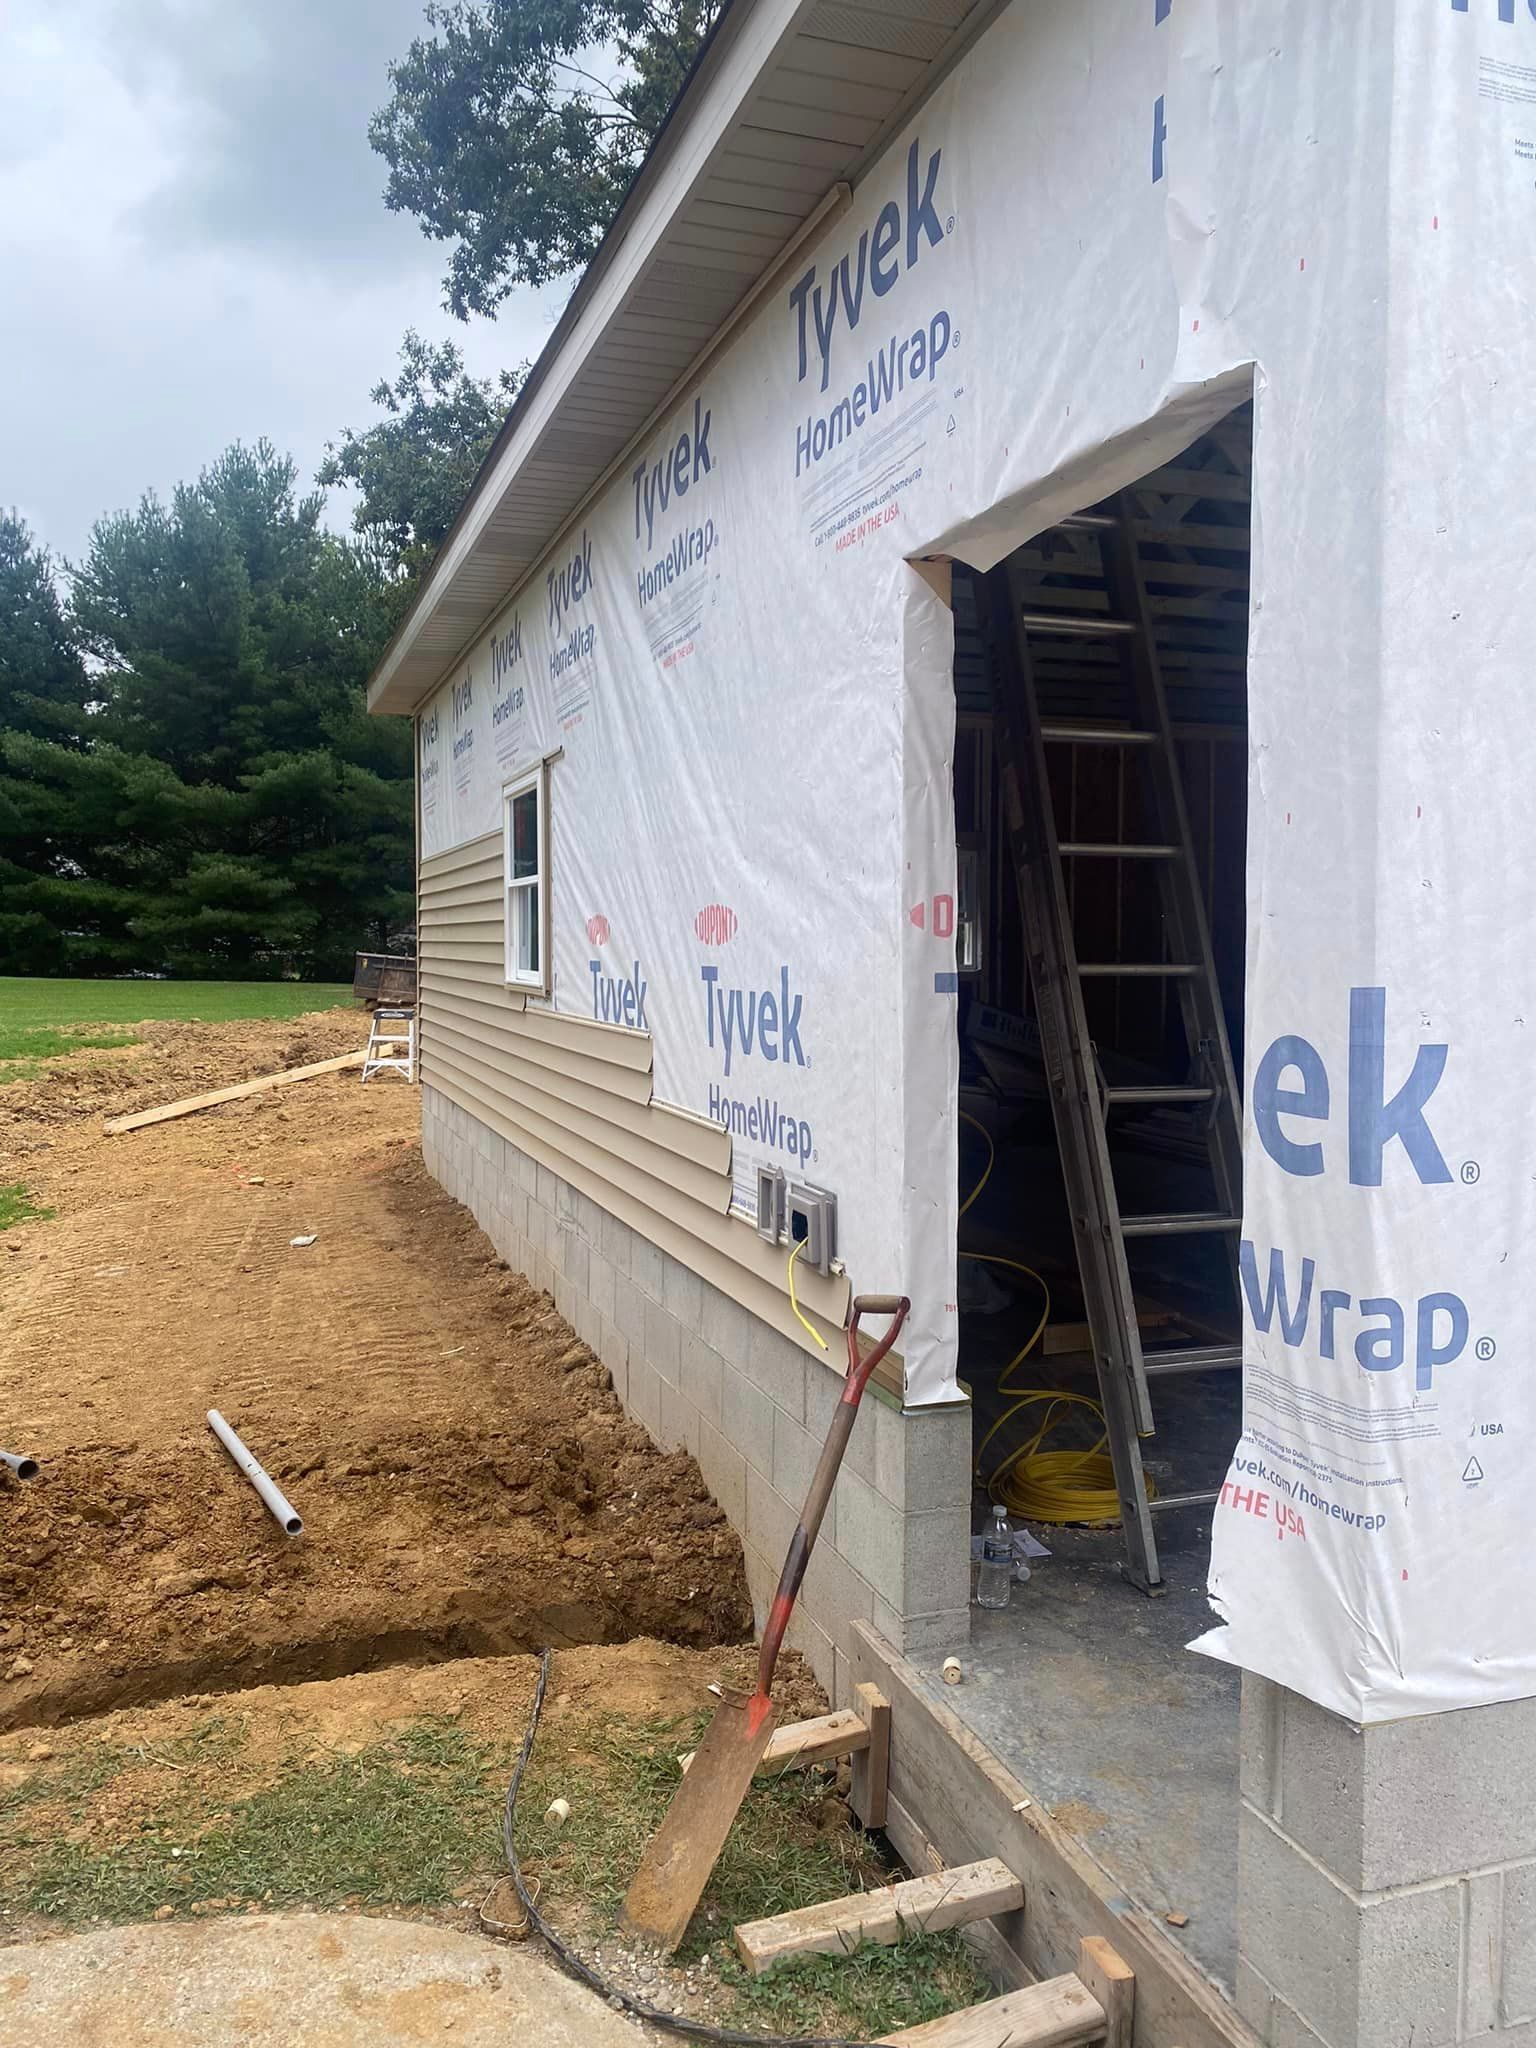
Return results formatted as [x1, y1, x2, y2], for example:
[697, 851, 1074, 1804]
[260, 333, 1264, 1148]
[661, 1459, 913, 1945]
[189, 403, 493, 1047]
[1239, 1674, 1536, 2048]
[422, 1085, 972, 1696]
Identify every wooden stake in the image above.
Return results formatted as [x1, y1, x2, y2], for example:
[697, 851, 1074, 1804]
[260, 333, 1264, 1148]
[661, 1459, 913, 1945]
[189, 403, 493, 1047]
[1076, 1938, 1136, 2048]
[849, 1682, 891, 1830]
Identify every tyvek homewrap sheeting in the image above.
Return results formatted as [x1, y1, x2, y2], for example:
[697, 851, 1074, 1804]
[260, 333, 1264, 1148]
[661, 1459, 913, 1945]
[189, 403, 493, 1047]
[417, 0, 1536, 1720]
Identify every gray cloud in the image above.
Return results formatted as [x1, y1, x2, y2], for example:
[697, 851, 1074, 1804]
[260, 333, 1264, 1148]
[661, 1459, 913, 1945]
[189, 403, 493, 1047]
[99, 0, 438, 269]
[0, 0, 560, 564]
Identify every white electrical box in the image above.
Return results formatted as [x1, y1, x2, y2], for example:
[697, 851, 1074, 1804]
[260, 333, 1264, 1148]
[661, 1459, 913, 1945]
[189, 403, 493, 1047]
[786, 1182, 837, 1275]
[755, 1165, 786, 1243]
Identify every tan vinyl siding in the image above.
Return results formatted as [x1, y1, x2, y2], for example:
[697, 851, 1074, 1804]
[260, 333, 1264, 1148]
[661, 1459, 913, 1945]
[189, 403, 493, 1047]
[418, 832, 853, 1356]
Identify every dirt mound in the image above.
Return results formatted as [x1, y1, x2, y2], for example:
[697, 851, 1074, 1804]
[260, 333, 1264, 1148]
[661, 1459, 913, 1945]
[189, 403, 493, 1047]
[0, 1007, 371, 1172]
[0, 1018, 753, 1731]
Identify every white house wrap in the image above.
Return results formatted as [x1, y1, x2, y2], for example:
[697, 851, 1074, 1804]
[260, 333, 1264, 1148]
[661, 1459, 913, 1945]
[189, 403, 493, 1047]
[407, 0, 1536, 1724]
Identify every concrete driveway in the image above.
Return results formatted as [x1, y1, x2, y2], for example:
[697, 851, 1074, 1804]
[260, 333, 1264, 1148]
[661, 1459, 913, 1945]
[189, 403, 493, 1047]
[0, 1912, 649, 2047]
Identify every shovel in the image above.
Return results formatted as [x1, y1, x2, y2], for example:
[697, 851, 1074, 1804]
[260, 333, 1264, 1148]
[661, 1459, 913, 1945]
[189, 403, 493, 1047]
[619, 1291, 910, 1951]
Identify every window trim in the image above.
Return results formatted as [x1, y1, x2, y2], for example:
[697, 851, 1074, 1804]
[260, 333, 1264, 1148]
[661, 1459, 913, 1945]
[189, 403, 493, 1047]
[503, 760, 551, 993]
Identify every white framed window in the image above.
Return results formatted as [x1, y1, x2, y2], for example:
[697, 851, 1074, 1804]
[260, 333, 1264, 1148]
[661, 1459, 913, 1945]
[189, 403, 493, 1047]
[503, 762, 550, 991]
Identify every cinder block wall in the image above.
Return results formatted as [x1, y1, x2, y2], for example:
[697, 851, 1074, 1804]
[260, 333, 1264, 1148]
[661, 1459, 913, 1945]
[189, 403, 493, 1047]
[1239, 1674, 1536, 2048]
[423, 1085, 972, 1696]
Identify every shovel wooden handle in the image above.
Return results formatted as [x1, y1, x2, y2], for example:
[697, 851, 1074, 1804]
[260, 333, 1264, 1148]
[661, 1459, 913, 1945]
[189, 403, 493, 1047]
[755, 1294, 910, 1696]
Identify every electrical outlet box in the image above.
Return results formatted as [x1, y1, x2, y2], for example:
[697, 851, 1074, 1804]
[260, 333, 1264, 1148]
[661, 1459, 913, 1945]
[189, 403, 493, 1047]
[755, 1165, 786, 1244]
[787, 1182, 837, 1275]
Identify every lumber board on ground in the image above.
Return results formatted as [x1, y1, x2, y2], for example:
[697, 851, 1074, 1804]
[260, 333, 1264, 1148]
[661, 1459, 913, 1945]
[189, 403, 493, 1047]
[680, 1708, 869, 1777]
[735, 1856, 1023, 1974]
[104, 1051, 367, 1135]
[848, 1622, 1261, 2048]
[878, 1973, 1106, 2048]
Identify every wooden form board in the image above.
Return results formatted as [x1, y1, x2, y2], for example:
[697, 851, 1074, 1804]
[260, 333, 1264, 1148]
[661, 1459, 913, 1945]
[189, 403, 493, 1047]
[736, 1856, 1023, 1974]
[680, 1707, 869, 1777]
[879, 1972, 1105, 2048]
[849, 1682, 890, 1829]
[104, 1051, 367, 1135]
[848, 1622, 1261, 2048]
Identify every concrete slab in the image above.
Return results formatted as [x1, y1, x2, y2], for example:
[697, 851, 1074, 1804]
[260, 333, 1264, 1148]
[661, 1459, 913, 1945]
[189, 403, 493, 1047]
[946, 1116, 1243, 1993]
[0, 1912, 647, 2048]
[906, 1531, 1240, 1996]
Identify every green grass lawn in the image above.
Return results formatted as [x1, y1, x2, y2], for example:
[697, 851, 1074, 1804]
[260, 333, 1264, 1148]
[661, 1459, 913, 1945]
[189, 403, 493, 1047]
[0, 978, 354, 1066]
[0, 1705, 990, 2037]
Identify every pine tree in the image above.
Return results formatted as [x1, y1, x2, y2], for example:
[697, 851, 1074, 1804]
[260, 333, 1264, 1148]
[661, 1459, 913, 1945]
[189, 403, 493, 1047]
[0, 513, 102, 972]
[0, 449, 415, 980]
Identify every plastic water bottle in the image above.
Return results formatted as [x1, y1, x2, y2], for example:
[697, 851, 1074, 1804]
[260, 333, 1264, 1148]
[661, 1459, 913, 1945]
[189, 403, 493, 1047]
[975, 1504, 1014, 1610]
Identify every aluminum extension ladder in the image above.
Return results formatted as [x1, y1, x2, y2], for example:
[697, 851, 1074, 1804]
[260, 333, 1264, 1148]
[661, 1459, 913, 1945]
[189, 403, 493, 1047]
[362, 1006, 417, 1084]
[980, 493, 1243, 1592]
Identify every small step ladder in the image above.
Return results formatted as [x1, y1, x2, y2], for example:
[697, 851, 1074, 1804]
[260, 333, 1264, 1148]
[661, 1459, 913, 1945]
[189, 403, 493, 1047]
[980, 496, 1243, 1592]
[362, 1006, 416, 1084]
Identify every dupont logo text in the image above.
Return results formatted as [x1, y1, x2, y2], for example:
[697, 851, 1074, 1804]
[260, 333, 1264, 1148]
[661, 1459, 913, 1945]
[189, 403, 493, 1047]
[695, 904, 738, 946]
[586, 915, 610, 947]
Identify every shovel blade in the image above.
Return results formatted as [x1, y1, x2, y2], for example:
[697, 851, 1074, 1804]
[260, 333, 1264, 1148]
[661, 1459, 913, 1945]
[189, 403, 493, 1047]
[619, 1690, 777, 1952]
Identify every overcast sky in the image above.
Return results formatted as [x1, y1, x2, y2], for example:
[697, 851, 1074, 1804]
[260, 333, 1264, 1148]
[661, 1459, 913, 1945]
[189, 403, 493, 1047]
[0, 0, 561, 565]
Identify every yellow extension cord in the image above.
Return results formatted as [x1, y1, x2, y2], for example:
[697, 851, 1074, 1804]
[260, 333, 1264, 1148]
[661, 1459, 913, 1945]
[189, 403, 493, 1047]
[786, 1236, 829, 1351]
[958, 1109, 1130, 1526]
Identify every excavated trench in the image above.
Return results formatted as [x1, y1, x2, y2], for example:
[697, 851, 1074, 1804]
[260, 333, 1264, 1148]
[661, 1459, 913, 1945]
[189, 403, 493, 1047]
[0, 1015, 754, 1737]
[0, 1404, 754, 1735]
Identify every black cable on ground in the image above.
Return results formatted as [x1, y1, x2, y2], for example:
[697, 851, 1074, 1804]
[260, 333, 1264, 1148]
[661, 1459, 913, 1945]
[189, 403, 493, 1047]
[503, 1648, 876, 2047]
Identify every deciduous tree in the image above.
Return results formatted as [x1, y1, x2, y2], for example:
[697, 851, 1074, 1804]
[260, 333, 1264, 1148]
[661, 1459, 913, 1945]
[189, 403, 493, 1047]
[370, 0, 719, 318]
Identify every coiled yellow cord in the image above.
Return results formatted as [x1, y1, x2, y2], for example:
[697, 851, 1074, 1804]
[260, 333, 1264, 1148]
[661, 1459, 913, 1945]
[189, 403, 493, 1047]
[958, 1117, 1135, 1526]
[786, 1238, 828, 1351]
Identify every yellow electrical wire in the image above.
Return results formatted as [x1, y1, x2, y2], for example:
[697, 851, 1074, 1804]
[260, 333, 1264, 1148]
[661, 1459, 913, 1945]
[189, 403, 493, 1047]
[957, 1119, 1135, 1527]
[957, 1109, 995, 1220]
[786, 1238, 829, 1351]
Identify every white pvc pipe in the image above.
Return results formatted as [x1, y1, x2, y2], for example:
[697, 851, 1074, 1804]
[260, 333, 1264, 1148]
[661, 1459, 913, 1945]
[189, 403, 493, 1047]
[206, 1411, 303, 1536]
[0, 1449, 38, 1481]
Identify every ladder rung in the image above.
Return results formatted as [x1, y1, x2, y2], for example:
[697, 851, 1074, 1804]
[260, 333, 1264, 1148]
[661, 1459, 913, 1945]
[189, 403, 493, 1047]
[1147, 1488, 1220, 1513]
[1120, 1212, 1241, 1237]
[1142, 1345, 1243, 1376]
[1058, 842, 1179, 859]
[1021, 610, 1138, 637]
[1055, 512, 1119, 531]
[1105, 1085, 1216, 1105]
[1039, 724, 1158, 745]
[1077, 962, 1200, 978]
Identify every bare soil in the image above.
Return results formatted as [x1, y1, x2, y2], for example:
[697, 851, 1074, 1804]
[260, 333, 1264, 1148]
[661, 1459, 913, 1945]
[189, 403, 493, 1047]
[0, 1012, 753, 1732]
